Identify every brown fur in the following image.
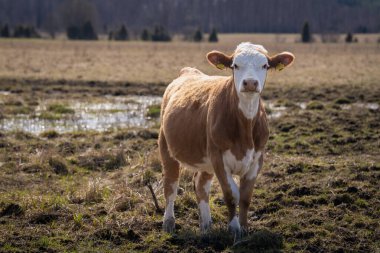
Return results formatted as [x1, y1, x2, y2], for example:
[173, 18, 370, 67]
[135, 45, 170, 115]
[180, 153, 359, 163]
[159, 67, 269, 230]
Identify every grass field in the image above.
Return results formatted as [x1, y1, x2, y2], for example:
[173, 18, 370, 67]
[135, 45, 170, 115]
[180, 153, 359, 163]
[0, 34, 379, 252]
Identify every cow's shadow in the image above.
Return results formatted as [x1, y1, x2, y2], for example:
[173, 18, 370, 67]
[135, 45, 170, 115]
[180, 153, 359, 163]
[168, 227, 284, 252]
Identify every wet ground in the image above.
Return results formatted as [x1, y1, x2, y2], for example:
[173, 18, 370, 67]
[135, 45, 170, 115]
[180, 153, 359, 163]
[0, 94, 161, 134]
[0, 80, 379, 253]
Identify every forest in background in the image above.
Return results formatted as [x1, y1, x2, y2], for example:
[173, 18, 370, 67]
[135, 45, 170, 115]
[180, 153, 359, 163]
[0, 0, 379, 35]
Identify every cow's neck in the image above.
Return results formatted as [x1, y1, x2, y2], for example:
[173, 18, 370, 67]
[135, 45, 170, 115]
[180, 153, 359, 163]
[229, 78, 260, 121]
[224, 78, 259, 133]
[238, 92, 260, 120]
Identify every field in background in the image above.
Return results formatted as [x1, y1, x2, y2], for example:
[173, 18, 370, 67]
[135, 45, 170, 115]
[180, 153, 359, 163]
[0, 34, 379, 252]
[0, 34, 379, 87]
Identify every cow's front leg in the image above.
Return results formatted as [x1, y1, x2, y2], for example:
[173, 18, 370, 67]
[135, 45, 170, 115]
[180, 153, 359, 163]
[239, 176, 255, 233]
[194, 171, 214, 232]
[211, 154, 241, 239]
[239, 152, 263, 232]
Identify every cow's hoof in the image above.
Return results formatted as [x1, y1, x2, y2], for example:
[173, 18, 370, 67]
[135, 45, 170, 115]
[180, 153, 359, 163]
[163, 217, 175, 233]
[240, 226, 249, 237]
[228, 217, 242, 240]
[200, 221, 212, 233]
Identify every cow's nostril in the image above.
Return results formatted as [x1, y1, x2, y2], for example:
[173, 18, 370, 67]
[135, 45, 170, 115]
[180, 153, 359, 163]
[243, 80, 247, 86]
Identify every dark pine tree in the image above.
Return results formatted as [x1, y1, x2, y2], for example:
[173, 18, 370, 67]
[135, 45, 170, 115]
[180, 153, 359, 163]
[82, 21, 98, 40]
[67, 25, 80, 40]
[141, 29, 150, 41]
[193, 28, 203, 42]
[151, 25, 171, 42]
[345, 32, 353, 43]
[1, 24, 10, 37]
[115, 25, 128, 41]
[208, 28, 218, 42]
[301, 21, 311, 43]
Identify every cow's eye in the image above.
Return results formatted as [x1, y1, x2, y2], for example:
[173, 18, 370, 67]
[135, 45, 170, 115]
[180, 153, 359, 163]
[233, 64, 239, 70]
[262, 64, 270, 70]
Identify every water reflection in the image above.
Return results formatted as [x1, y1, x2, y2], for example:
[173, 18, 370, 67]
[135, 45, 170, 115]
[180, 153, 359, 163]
[0, 96, 162, 134]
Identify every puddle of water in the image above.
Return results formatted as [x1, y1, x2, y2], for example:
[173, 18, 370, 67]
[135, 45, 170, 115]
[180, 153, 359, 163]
[297, 102, 307, 110]
[266, 102, 287, 119]
[0, 91, 11, 96]
[0, 96, 162, 134]
[1, 95, 377, 134]
[266, 101, 379, 119]
[341, 103, 379, 110]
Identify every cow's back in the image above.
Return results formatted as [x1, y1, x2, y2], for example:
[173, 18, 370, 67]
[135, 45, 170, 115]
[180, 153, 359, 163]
[161, 68, 229, 166]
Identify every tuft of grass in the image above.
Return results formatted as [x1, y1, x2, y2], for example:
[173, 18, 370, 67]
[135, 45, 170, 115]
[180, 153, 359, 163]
[105, 151, 127, 170]
[8, 106, 32, 115]
[38, 111, 62, 120]
[40, 130, 59, 139]
[354, 198, 369, 208]
[306, 101, 324, 110]
[13, 130, 34, 140]
[22, 163, 44, 173]
[146, 104, 161, 118]
[0, 203, 24, 217]
[73, 213, 84, 227]
[48, 156, 69, 175]
[57, 141, 77, 155]
[47, 103, 75, 114]
[77, 150, 126, 171]
[335, 97, 351, 104]
[84, 178, 105, 204]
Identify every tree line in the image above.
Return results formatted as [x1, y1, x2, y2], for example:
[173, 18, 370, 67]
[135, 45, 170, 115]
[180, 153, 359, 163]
[0, 21, 219, 42]
[0, 0, 378, 35]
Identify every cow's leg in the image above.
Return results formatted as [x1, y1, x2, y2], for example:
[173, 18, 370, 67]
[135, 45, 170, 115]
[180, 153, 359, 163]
[210, 153, 241, 238]
[239, 153, 263, 233]
[159, 131, 180, 233]
[194, 171, 214, 232]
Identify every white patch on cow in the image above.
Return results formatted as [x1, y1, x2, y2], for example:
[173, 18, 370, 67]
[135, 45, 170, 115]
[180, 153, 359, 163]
[238, 93, 260, 119]
[199, 200, 212, 230]
[232, 42, 268, 119]
[227, 174, 240, 205]
[163, 181, 178, 221]
[229, 216, 241, 231]
[245, 151, 262, 180]
[223, 149, 255, 177]
[203, 178, 212, 194]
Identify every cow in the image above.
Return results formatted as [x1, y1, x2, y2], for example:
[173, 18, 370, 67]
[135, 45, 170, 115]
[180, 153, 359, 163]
[159, 42, 294, 237]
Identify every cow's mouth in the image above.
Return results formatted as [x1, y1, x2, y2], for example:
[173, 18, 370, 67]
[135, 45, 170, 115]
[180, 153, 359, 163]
[240, 90, 260, 94]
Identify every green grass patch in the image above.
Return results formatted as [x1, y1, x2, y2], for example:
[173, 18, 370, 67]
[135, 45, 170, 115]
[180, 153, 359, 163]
[146, 104, 161, 118]
[47, 103, 74, 114]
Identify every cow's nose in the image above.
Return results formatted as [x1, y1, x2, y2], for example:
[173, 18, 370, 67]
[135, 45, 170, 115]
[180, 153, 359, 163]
[242, 79, 259, 92]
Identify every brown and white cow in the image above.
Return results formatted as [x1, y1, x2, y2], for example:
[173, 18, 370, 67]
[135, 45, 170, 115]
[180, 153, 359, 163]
[159, 42, 294, 236]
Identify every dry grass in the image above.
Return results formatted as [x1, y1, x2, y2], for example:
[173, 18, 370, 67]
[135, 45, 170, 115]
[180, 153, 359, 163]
[0, 34, 379, 88]
[0, 34, 379, 252]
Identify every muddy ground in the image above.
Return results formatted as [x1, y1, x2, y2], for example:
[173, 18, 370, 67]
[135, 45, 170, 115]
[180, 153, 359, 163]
[0, 77, 379, 253]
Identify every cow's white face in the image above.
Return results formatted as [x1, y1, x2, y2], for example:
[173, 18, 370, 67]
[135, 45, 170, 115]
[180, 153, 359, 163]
[232, 43, 269, 95]
[206, 42, 295, 119]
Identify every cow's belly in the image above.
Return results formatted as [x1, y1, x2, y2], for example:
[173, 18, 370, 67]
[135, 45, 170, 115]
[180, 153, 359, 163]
[181, 157, 214, 174]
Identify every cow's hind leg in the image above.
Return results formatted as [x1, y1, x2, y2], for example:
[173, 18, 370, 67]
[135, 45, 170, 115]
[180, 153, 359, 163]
[159, 132, 180, 233]
[194, 171, 213, 232]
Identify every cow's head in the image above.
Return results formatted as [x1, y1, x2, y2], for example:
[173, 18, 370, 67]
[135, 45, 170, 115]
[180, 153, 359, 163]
[207, 42, 295, 118]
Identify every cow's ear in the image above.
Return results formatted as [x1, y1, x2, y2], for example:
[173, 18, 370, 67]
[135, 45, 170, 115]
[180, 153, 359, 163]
[207, 51, 233, 70]
[268, 52, 295, 71]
